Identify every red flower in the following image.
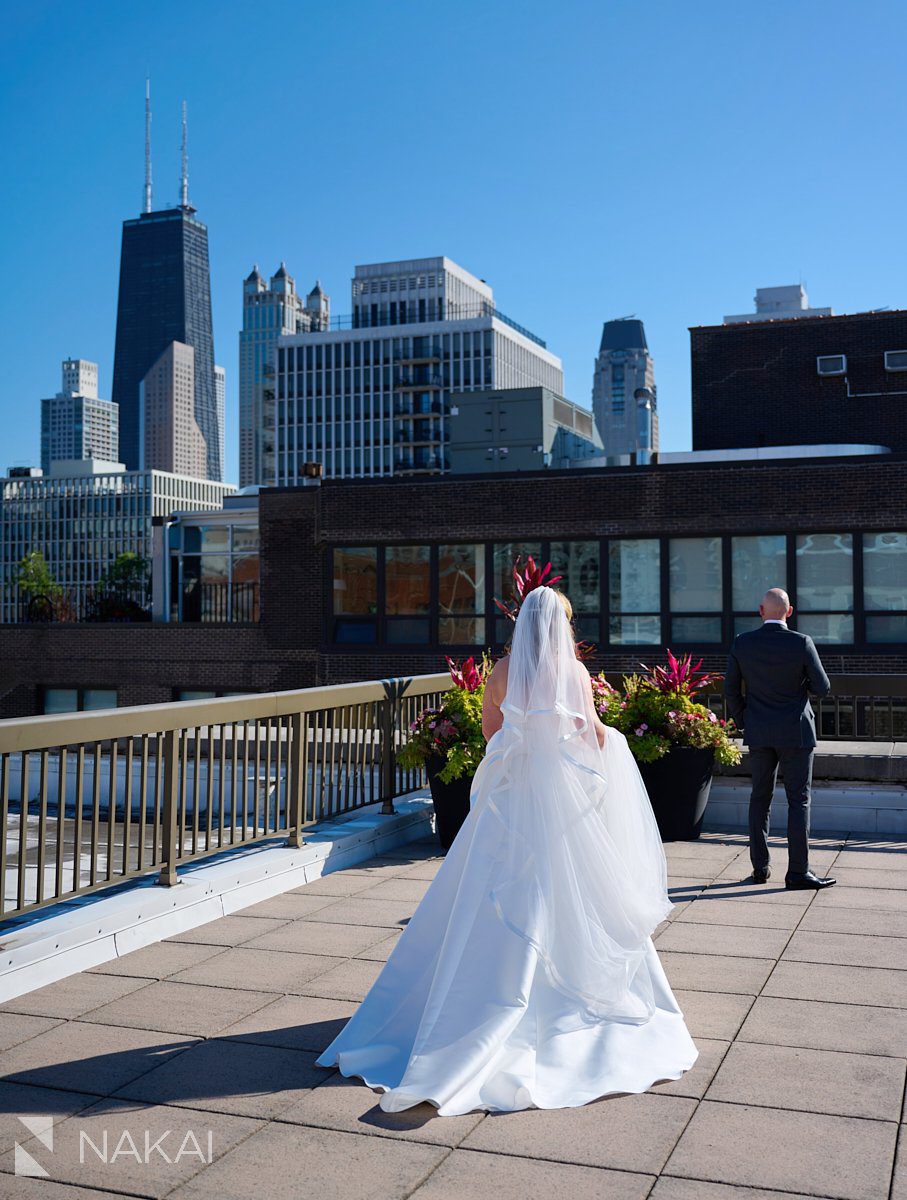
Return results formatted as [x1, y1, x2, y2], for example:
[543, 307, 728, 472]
[638, 649, 723, 697]
[446, 655, 484, 693]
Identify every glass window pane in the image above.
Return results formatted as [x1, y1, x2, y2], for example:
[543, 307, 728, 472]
[232, 526, 259, 552]
[493, 543, 541, 609]
[200, 554, 229, 585]
[183, 526, 201, 553]
[732, 535, 786, 612]
[83, 689, 117, 710]
[178, 690, 216, 701]
[550, 540, 600, 614]
[609, 614, 661, 644]
[670, 537, 722, 612]
[43, 688, 79, 714]
[796, 534, 853, 611]
[333, 547, 377, 615]
[386, 546, 430, 614]
[796, 614, 854, 644]
[439, 616, 485, 645]
[334, 618, 377, 643]
[386, 617, 430, 643]
[866, 615, 907, 643]
[734, 615, 762, 637]
[200, 525, 229, 552]
[609, 539, 660, 613]
[439, 544, 484, 618]
[863, 533, 907, 610]
[671, 616, 723, 642]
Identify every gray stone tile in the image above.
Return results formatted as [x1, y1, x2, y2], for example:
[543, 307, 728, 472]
[5, 1097, 261, 1199]
[281, 1073, 484, 1147]
[672, 990, 755, 1041]
[0, 972, 152, 1020]
[798, 904, 907, 938]
[651, 1038, 730, 1099]
[665, 1100, 897, 1200]
[739, 995, 907, 1057]
[892, 1123, 907, 1200]
[703, 879, 814, 904]
[657, 951, 775, 995]
[0, 1011, 63, 1052]
[783, 929, 907, 970]
[166, 914, 289, 945]
[232, 891, 339, 920]
[88, 940, 228, 979]
[834, 867, 907, 890]
[763, 960, 907, 1008]
[412, 1148, 654, 1200]
[0, 1020, 197, 1095]
[813, 885, 907, 914]
[294, 957, 383, 1002]
[384, 839, 443, 860]
[706, 1040, 906, 1120]
[218, 994, 357, 1053]
[239, 918, 395, 957]
[356, 931, 403, 962]
[0, 1173, 132, 1199]
[835, 849, 907, 872]
[79, 980, 276, 1037]
[398, 859, 445, 881]
[290, 871, 381, 897]
[0, 1080, 102, 1153]
[356, 877, 433, 902]
[112, 1036, 325, 1119]
[675, 897, 803, 930]
[168, 946, 338, 993]
[654, 922, 791, 960]
[337, 858, 418, 879]
[166, 1120, 447, 1200]
[307, 896, 417, 929]
[651, 1179, 819, 1200]
[461, 1093, 698, 1175]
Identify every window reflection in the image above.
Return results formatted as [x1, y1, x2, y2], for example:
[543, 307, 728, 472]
[439, 544, 485, 644]
[732, 535, 786, 614]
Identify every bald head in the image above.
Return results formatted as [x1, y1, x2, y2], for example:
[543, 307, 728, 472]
[760, 588, 792, 621]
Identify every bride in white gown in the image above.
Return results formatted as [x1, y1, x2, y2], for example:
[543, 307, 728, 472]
[316, 585, 698, 1114]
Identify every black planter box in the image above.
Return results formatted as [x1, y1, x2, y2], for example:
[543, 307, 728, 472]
[638, 746, 715, 841]
[425, 755, 473, 851]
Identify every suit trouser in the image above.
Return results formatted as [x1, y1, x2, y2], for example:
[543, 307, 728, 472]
[748, 746, 814, 876]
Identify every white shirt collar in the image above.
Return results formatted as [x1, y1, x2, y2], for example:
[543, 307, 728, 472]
[762, 619, 788, 626]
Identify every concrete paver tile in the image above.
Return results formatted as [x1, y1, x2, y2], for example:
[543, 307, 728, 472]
[166, 915, 289, 946]
[672, 990, 755, 1041]
[87, 941, 227, 980]
[832, 867, 907, 890]
[651, 1179, 821, 1200]
[665, 1100, 897, 1200]
[168, 947, 338, 993]
[654, 922, 791, 960]
[0, 1080, 102, 1153]
[293, 957, 382, 1002]
[0, 973, 152, 1021]
[657, 952, 775, 995]
[239, 919, 395, 958]
[782, 929, 907, 970]
[738, 995, 907, 1057]
[812, 886, 907, 914]
[79, 980, 276, 1038]
[763, 960, 907, 1008]
[0, 1012, 64, 1052]
[705, 1040, 906, 1120]
[651, 1038, 730, 1099]
[356, 877, 433, 902]
[798, 905, 907, 938]
[232, 892, 339, 921]
[411, 1147, 654, 1199]
[674, 898, 802, 930]
[307, 897, 418, 929]
[218, 994, 356, 1054]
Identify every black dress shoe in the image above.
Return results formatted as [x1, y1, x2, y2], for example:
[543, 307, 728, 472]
[785, 871, 837, 890]
[751, 868, 771, 884]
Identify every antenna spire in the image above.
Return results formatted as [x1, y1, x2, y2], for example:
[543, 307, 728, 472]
[144, 77, 153, 213]
[180, 100, 189, 209]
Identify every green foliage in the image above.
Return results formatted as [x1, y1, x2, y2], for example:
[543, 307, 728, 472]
[100, 552, 150, 598]
[17, 551, 61, 599]
[397, 655, 492, 784]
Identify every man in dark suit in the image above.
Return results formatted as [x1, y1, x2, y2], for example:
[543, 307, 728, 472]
[725, 587, 836, 890]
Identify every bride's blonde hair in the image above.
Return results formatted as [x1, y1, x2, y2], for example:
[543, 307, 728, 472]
[554, 590, 573, 622]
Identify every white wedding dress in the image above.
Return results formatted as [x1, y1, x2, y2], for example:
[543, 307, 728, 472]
[316, 587, 698, 1114]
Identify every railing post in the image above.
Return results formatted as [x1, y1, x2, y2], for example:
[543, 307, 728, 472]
[379, 680, 410, 815]
[286, 712, 307, 848]
[158, 728, 181, 887]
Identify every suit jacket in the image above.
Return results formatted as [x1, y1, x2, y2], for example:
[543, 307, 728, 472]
[725, 623, 831, 749]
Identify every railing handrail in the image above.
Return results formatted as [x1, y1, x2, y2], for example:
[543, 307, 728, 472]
[0, 672, 452, 754]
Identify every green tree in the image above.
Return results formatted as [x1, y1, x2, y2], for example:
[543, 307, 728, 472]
[100, 552, 150, 599]
[17, 550, 61, 599]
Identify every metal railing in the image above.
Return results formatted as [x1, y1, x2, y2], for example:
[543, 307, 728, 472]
[703, 675, 907, 742]
[0, 673, 450, 921]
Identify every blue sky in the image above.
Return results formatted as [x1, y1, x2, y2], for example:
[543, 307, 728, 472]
[2, 0, 905, 483]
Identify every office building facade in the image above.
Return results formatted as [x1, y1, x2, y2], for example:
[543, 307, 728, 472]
[140, 341, 207, 477]
[41, 360, 119, 473]
[592, 319, 659, 460]
[112, 205, 221, 481]
[215, 363, 225, 482]
[274, 257, 563, 482]
[239, 265, 329, 487]
[447, 387, 601, 473]
[0, 460, 233, 624]
[691, 306, 907, 452]
[723, 284, 833, 325]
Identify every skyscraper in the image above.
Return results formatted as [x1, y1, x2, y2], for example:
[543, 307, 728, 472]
[273, 256, 562, 482]
[214, 363, 225, 482]
[591, 319, 658, 461]
[239, 265, 329, 487]
[41, 359, 119, 473]
[111, 89, 222, 480]
[140, 341, 207, 478]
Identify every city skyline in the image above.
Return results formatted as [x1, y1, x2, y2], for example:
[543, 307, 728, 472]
[2, 1, 906, 483]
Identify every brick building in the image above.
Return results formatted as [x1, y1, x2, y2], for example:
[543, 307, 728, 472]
[1, 453, 905, 716]
[691, 308, 907, 452]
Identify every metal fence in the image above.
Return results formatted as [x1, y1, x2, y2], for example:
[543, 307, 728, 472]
[0, 673, 450, 921]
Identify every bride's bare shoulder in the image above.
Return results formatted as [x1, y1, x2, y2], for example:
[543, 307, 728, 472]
[487, 655, 509, 701]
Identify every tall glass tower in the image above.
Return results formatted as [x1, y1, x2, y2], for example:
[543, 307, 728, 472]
[111, 92, 221, 480]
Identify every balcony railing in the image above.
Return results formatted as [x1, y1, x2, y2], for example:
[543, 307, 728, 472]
[181, 582, 260, 624]
[0, 673, 451, 920]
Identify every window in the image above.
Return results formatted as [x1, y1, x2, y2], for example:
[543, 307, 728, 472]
[332, 546, 377, 642]
[385, 546, 430, 643]
[439, 544, 485, 644]
[863, 532, 907, 643]
[816, 355, 846, 376]
[795, 533, 853, 643]
[550, 540, 600, 641]
[43, 687, 117, 714]
[669, 537, 722, 642]
[732, 535, 786, 635]
[884, 351, 907, 372]
[609, 539, 661, 644]
[493, 543, 541, 642]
